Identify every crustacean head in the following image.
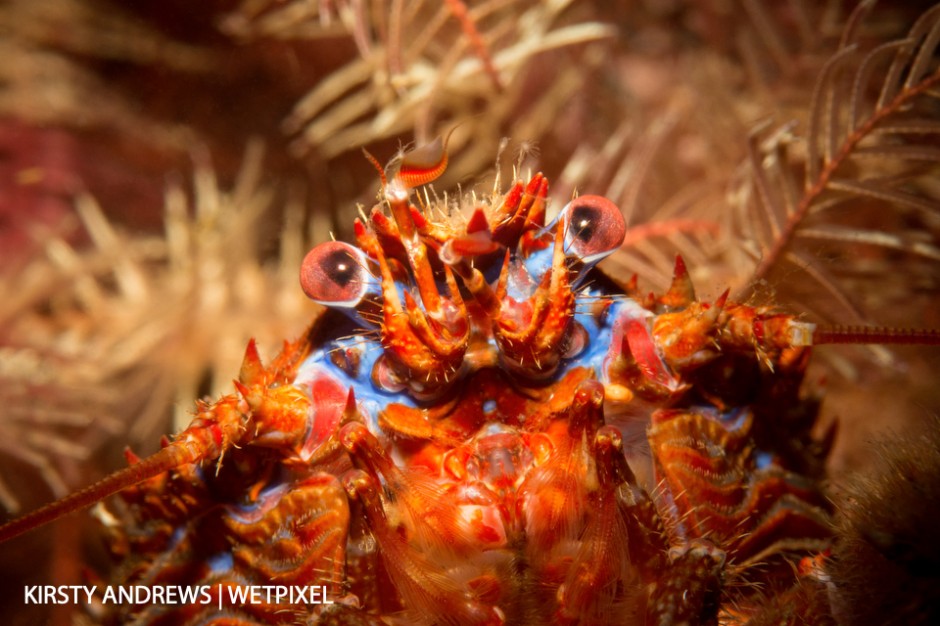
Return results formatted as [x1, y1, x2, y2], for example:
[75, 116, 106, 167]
[300, 167, 626, 400]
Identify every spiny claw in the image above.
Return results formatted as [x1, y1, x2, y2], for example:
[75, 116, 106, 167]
[234, 378, 311, 451]
[652, 289, 727, 370]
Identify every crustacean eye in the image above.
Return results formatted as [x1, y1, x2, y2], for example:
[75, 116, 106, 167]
[300, 241, 374, 308]
[560, 195, 625, 266]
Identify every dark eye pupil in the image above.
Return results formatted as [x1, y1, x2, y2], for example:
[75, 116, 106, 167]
[301, 241, 370, 307]
[572, 206, 597, 243]
[558, 195, 625, 267]
[327, 249, 357, 287]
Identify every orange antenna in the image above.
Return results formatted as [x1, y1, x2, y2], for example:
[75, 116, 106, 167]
[811, 325, 940, 346]
[362, 148, 388, 190]
[0, 386, 250, 543]
[0, 442, 203, 543]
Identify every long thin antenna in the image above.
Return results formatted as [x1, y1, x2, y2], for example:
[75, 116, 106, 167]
[0, 441, 201, 543]
[812, 325, 940, 346]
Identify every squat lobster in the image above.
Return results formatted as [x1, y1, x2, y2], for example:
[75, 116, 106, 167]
[1, 136, 937, 625]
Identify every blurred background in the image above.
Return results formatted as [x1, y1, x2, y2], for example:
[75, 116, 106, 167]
[1, 1, 939, 623]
